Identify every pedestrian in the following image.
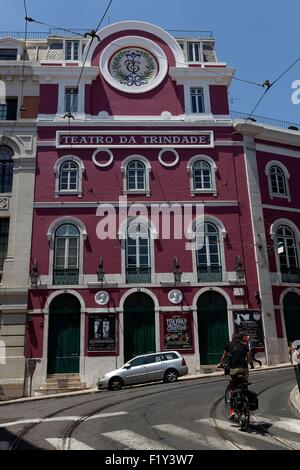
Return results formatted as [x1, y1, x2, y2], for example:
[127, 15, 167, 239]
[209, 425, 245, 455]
[291, 345, 300, 365]
[248, 336, 262, 368]
[288, 341, 295, 364]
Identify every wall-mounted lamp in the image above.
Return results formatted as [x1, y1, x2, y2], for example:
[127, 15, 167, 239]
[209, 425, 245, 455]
[173, 257, 182, 285]
[30, 259, 40, 288]
[234, 255, 245, 282]
[97, 257, 105, 284]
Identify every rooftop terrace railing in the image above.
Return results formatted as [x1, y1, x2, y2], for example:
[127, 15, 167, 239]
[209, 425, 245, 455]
[231, 110, 300, 131]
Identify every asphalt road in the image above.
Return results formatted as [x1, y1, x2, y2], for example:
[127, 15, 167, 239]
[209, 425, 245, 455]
[0, 368, 299, 451]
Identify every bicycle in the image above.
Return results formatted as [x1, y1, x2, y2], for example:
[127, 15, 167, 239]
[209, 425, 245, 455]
[224, 374, 251, 431]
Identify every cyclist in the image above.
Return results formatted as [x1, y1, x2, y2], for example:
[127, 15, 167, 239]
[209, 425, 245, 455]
[218, 332, 250, 420]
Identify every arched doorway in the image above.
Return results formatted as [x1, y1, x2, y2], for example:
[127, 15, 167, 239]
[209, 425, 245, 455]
[123, 293, 155, 363]
[47, 294, 81, 374]
[283, 292, 300, 342]
[197, 291, 229, 365]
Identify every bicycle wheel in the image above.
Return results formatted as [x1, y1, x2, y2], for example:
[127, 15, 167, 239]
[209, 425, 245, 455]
[239, 396, 250, 431]
[224, 385, 231, 419]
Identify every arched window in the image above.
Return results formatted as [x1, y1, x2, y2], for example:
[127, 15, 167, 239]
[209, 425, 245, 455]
[59, 161, 79, 191]
[270, 166, 287, 196]
[265, 161, 290, 200]
[126, 222, 151, 283]
[53, 224, 80, 285]
[126, 160, 146, 191]
[193, 160, 212, 190]
[196, 222, 222, 282]
[276, 225, 300, 283]
[0, 145, 14, 193]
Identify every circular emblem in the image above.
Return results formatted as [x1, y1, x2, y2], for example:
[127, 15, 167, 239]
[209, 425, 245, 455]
[168, 289, 183, 304]
[100, 36, 168, 94]
[110, 48, 158, 89]
[95, 291, 110, 305]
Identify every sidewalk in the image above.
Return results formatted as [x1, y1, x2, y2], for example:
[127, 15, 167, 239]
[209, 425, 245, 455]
[0, 362, 293, 406]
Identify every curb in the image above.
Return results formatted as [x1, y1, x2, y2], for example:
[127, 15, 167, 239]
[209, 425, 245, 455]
[289, 385, 300, 418]
[0, 362, 293, 406]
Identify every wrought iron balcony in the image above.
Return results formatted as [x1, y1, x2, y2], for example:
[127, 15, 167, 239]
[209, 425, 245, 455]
[53, 268, 79, 285]
[197, 266, 222, 282]
[281, 267, 300, 284]
[231, 110, 300, 132]
[126, 267, 151, 284]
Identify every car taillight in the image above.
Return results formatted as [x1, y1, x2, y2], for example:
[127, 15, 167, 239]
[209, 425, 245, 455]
[182, 357, 186, 366]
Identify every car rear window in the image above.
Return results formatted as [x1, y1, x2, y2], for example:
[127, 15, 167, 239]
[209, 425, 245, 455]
[162, 352, 178, 361]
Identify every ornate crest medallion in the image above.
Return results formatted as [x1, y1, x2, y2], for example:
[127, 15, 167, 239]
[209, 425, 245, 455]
[109, 48, 158, 89]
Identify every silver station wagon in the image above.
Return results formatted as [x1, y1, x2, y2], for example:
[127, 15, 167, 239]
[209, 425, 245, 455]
[97, 351, 188, 391]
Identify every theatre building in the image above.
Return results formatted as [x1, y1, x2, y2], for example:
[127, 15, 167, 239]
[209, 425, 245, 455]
[24, 21, 295, 394]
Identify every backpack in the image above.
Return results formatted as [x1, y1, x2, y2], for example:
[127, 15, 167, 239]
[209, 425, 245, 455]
[247, 389, 258, 411]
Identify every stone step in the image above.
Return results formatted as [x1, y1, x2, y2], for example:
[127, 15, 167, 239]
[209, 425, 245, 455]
[34, 387, 87, 397]
[46, 373, 80, 379]
[40, 382, 85, 390]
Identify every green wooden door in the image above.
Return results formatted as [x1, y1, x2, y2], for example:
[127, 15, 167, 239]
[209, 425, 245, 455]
[123, 293, 155, 363]
[47, 294, 80, 374]
[283, 293, 300, 343]
[197, 291, 229, 365]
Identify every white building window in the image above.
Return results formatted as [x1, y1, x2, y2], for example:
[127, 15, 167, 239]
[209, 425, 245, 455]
[121, 155, 151, 196]
[265, 160, 290, 201]
[65, 87, 78, 113]
[196, 222, 222, 282]
[126, 222, 151, 284]
[54, 155, 85, 196]
[190, 87, 205, 113]
[65, 40, 79, 61]
[53, 224, 80, 285]
[187, 42, 201, 62]
[276, 225, 300, 283]
[187, 155, 217, 195]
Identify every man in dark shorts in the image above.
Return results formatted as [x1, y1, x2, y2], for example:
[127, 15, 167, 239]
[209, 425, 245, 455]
[218, 333, 250, 419]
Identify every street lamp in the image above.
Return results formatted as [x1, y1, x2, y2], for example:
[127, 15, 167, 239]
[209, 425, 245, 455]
[30, 259, 40, 288]
[97, 257, 105, 284]
[173, 257, 182, 285]
[234, 255, 245, 282]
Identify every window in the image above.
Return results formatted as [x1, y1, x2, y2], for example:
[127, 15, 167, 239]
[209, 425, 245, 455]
[190, 88, 205, 113]
[126, 160, 146, 191]
[193, 160, 212, 190]
[187, 42, 201, 62]
[0, 98, 18, 120]
[0, 218, 9, 281]
[0, 49, 17, 60]
[126, 222, 151, 283]
[270, 166, 287, 196]
[53, 224, 79, 285]
[59, 161, 79, 192]
[0, 146, 14, 193]
[64, 87, 78, 113]
[276, 225, 300, 283]
[65, 41, 79, 61]
[196, 222, 222, 282]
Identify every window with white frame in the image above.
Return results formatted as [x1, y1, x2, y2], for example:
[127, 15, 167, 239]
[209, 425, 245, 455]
[265, 161, 290, 200]
[196, 222, 222, 282]
[193, 160, 212, 190]
[59, 161, 79, 192]
[276, 225, 300, 283]
[190, 87, 205, 113]
[126, 160, 146, 191]
[187, 42, 201, 62]
[0, 145, 14, 193]
[126, 222, 151, 283]
[53, 224, 80, 285]
[65, 40, 79, 61]
[64, 87, 78, 113]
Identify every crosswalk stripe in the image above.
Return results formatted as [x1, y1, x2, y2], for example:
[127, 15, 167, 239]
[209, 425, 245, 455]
[102, 430, 173, 450]
[46, 438, 94, 451]
[256, 415, 300, 435]
[86, 412, 128, 421]
[196, 418, 300, 449]
[152, 424, 254, 450]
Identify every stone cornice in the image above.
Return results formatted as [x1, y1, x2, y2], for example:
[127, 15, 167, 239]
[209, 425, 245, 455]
[234, 121, 300, 148]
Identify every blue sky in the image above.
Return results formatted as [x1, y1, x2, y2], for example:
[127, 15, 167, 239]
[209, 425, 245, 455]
[1, 0, 300, 124]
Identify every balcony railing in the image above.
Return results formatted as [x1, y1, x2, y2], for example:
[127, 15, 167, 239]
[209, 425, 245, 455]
[231, 110, 300, 132]
[126, 267, 151, 284]
[197, 266, 222, 282]
[281, 267, 300, 284]
[53, 268, 79, 285]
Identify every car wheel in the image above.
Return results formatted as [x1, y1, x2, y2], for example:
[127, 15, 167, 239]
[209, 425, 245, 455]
[164, 369, 179, 383]
[108, 376, 123, 391]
